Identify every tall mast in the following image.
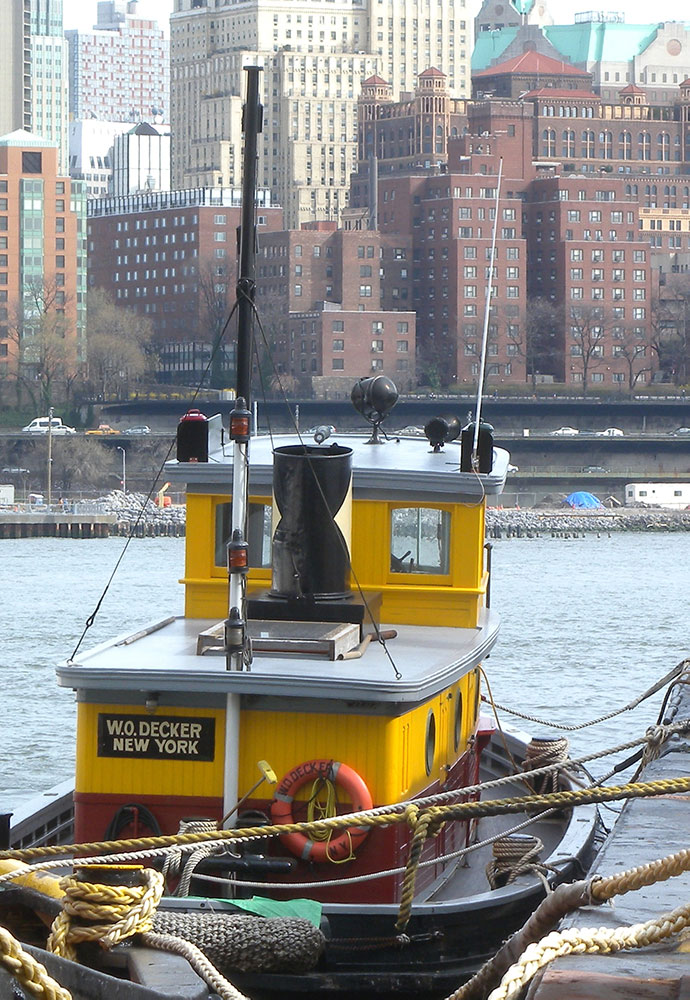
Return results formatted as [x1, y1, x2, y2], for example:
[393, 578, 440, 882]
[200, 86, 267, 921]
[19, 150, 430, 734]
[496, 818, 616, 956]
[235, 65, 262, 406]
[222, 66, 263, 821]
[225, 66, 262, 676]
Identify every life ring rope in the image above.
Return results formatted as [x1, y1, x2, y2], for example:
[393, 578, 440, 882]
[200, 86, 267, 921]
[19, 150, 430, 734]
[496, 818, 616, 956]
[271, 759, 373, 864]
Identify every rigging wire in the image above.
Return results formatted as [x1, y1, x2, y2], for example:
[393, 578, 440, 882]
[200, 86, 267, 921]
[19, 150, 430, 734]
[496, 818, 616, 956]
[69, 299, 240, 662]
[472, 157, 503, 460]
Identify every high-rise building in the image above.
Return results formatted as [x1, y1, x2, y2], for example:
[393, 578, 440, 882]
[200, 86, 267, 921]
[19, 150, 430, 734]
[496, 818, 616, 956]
[0, 1, 32, 136]
[68, 119, 133, 198]
[170, 1, 472, 229]
[66, 1, 169, 123]
[31, 0, 69, 173]
[110, 123, 171, 196]
[0, 131, 87, 383]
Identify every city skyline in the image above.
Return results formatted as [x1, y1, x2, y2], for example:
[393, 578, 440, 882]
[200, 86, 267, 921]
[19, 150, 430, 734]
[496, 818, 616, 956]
[62, 0, 690, 35]
[63, 0, 174, 33]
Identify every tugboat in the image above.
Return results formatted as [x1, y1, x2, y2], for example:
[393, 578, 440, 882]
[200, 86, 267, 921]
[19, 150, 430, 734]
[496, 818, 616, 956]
[0, 68, 598, 999]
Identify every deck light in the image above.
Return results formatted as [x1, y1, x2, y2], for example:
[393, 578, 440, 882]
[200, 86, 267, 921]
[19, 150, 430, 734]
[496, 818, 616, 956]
[228, 528, 249, 573]
[229, 396, 251, 442]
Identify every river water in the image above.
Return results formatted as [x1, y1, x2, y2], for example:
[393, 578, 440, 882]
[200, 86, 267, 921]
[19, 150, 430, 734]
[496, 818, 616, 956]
[2, 533, 689, 812]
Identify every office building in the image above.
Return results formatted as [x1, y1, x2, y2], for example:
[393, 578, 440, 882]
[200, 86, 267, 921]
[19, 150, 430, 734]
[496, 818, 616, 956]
[170, 0, 473, 229]
[0, 1, 32, 136]
[66, 1, 169, 123]
[0, 131, 87, 381]
[31, 0, 69, 172]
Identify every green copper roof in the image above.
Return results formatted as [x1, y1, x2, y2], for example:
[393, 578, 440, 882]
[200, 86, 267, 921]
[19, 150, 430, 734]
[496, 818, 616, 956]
[544, 23, 661, 64]
[472, 27, 519, 72]
[472, 21, 688, 73]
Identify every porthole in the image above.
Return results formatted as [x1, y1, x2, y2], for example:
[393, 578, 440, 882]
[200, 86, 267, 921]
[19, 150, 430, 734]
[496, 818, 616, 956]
[453, 690, 463, 752]
[425, 709, 436, 776]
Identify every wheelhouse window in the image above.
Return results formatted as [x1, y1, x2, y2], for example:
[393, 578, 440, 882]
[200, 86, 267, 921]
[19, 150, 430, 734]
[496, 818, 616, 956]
[215, 502, 271, 568]
[390, 507, 450, 575]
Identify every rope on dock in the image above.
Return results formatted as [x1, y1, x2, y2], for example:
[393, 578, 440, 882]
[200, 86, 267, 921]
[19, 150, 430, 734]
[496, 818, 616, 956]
[447, 846, 690, 1000]
[47, 868, 163, 961]
[485, 900, 690, 1000]
[44, 865, 258, 1000]
[0, 925, 72, 1000]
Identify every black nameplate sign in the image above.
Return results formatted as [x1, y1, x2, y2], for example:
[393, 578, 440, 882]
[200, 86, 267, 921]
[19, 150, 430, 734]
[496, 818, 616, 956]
[97, 713, 215, 762]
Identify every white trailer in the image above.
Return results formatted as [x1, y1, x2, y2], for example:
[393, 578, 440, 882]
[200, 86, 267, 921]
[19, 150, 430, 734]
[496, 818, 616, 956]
[0, 485, 15, 506]
[625, 483, 690, 510]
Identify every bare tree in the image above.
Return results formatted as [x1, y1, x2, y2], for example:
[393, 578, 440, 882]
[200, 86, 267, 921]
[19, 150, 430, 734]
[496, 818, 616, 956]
[7, 278, 77, 412]
[86, 290, 156, 400]
[651, 274, 689, 385]
[610, 323, 656, 394]
[567, 304, 611, 394]
[507, 298, 563, 386]
[197, 259, 235, 389]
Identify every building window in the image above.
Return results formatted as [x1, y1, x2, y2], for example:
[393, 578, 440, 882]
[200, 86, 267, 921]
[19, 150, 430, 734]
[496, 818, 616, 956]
[332, 339, 344, 351]
[22, 151, 42, 173]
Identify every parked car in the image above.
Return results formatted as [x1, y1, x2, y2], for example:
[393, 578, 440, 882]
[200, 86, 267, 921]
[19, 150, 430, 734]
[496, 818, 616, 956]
[123, 425, 151, 436]
[85, 424, 119, 435]
[550, 426, 579, 436]
[596, 427, 624, 437]
[671, 427, 690, 436]
[22, 417, 76, 435]
[583, 466, 609, 474]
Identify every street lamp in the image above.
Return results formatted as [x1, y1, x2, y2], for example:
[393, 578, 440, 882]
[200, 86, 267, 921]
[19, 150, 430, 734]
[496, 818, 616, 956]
[47, 405, 53, 507]
[117, 446, 126, 494]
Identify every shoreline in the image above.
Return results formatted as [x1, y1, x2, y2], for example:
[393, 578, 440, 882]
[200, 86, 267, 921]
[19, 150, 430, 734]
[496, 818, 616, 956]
[486, 507, 690, 536]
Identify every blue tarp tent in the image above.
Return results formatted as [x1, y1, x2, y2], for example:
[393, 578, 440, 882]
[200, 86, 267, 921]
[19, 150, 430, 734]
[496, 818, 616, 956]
[564, 491, 603, 509]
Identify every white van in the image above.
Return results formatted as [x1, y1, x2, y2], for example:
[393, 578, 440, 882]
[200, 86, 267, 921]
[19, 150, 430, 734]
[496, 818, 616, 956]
[22, 416, 76, 435]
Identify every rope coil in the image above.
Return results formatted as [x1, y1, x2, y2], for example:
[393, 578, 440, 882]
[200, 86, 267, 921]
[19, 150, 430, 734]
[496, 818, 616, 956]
[47, 868, 164, 962]
[486, 835, 548, 890]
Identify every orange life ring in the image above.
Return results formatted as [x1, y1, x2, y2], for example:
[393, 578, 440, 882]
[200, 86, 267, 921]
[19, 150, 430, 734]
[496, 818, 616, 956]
[271, 759, 373, 863]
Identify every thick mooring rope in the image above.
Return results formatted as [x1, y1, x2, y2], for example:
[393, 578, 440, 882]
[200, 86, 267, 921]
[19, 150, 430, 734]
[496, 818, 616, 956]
[5, 773, 690, 868]
[448, 846, 690, 1000]
[0, 926, 72, 1000]
[487, 901, 690, 1000]
[47, 868, 164, 962]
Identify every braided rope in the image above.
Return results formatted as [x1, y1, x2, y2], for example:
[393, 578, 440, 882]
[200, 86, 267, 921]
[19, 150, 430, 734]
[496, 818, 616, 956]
[141, 931, 250, 1000]
[6, 772, 690, 869]
[0, 926, 72, 1000]
[47, 869, 163, 962]
[523, 739, 569, 795]
[593, 847, 690, 902]
[447, 846, 690, 1000]
[486, 901, 690, 1000]
[486, 835, 548, 890]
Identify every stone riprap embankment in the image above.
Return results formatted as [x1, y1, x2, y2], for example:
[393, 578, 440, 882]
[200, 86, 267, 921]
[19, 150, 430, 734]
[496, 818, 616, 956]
[485, 507, 690, 537]
[94, 491, 186, 536]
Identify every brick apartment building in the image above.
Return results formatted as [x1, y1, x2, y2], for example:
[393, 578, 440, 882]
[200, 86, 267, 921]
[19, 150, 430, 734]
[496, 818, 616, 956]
[256, 225, 416, 393]
[86, 62, 690, 393]
[0, 130, 86, 383]
[87, 188, 283, 382]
